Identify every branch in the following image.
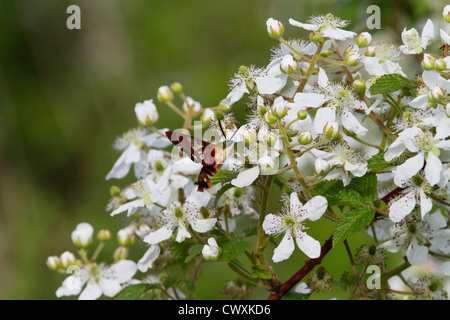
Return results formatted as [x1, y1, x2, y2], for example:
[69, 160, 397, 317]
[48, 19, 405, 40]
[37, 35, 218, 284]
[267, 234, 334, 300]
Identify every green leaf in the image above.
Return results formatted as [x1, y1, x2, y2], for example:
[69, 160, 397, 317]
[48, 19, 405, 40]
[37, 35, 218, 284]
[219, 240, 251, 263]
[367, 153, 403, 172]
[348, 173, 377, 204]
[333, 207, 375, 246]
[311, 180, 362, 207]
[210, 170, 238, 185]
[281, 291, 310, 300]
[184, 244, 204, 263]
[251, 267, 272, 280]
[171, 242, 191, 263]
[214, 183, 234, 207]
[114, 284, 149, 300]
[369, 74, 413, 95]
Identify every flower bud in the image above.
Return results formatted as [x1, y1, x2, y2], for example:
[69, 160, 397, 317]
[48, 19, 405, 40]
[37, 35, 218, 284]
[427, 86, 445, 103]
[241, 127, 257, 144]
[309, 31, 324, 43]
[364, 47, 376, 57]
[182, 97, 202, 114]
[298, 131, 313, 145]
[117, 227, 136, 246]
[97, 229, 112, 241]
[46, 256, 61, 271]
[320, 49, 333, 58]
[170, 82, 183, 93]
[323, 121, 339, 138]
[60, 251, 76, 268]
[446, 104, 450, 118]
[135, 99, 159, 125]
[114, 246, 129, 261]
[345, 52, 360, 66]
[280, 54, 298, 75]
[156, 85, 174, 102]
[352, 78, 366, 92]
[201, 108, 215, 124]
[202, 237, 221, 260]
[356, 32, 372, 47]
[435, 58, 447, 71]
[71, 223, 94, 248]
[272, 97, 288, 118]
[297, 108, 308, 120]
[258, 155, 277, 174]
[263, 131, 279, 146]
[443, 5, 450, 23]
[263, 110, 278, 125]
[314, 158, 330, 175]
[109, 185, 121, 197]
[266, 18, 284, 39]
[422, 54, 435, 71]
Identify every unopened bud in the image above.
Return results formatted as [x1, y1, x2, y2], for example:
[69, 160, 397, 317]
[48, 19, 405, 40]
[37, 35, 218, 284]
[110, 185, 121, 197]
[435, 58, 447, 71]
[258, 156, 277, 174]
[443, 5, 450, 23]
[157, 85, 174, 102]
[202, 238, 221, 260]
[114, 246, 129, 261]
[201, 108, 215, 124]
[264, 131, 279, 146]
[323, 121, 339, 138]
[320, 49, 333, 58]
[314, 158, 329, 175]
[47, 256, 61, 270]
[298, 131, 313, 145]
[297, 108, 308, 120]
[97, 229, 112, 241]
[352, 78, 366, 92]
[117, 227, 136, 246]
[182, 97, 202, 114]
[272, 97, 288, 118]
[356, 32, 372, 47]
[309, 31, 324, 43]
[422, 54, 435, 71]
[263, 110, 278, 125]
[427, 86, 445, 103]
[266, 18, 284, 39]
[170, 82, 183, 93]
[242, 127, 257, 144]
[60, 251, 76, 268]
[280, 54, 298, 74]
[71, 223, 94, 248]
[345, 52, 360, 67]
[135, 99, 159, 125]
[364, 47, 376, 57]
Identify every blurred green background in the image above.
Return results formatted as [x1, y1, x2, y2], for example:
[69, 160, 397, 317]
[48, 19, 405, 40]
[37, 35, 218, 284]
[0, 0, 447, 299]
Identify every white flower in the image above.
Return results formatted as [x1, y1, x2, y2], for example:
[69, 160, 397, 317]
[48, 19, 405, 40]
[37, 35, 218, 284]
[71, 223, 94, 248]
[399, 19, 434, 55]
[279, 54, 298, 74]
[135, 99, 159, 125]
[385, 126, 450, 186]
[202, 237, 221, 260]
[56, 260, 137, 300]
[110, 166, 173, 216]
[143, 192, 216, 244]
[60, 251, 76, 268]
[378, 213, 450, 266]
[410, 70, 450, 109]
[182, 96, 202, 114]
[388, 173, 433, 222]
[263, 193, 328, 262]
[294, 68, 368, 136]
[106, 128, 171, 180]
[361, 42, 405, 77]
[266, 18, 284, 38]
[289, 14, 356, 40]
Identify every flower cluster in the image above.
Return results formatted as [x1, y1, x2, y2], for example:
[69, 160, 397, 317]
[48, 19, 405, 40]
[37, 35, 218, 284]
[48, 6, 450, 300]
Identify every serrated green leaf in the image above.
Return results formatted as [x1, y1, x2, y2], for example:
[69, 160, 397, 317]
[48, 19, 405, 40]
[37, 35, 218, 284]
[219, 240, 251, 263]
[369, 74, 412, 95]
[311, 180, 362, 207]
[333, 207, 375, 246]
[114, 284, 149, 300]
[348, 173, 377, 204]
[210, 170, 238, 185]
[214, 183, 234, 207]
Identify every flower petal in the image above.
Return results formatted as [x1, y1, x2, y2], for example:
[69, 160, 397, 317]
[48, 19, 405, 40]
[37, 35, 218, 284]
[231, 166, 260, 188]
[424, 152, 442, 186]
[272, 230, 295, 263]
[393, 153, 424, 186]
[138, 245, 161, 272]
[143, 226, 173, 245]
[262, 213, 284, 235]
[191, 218, 217, 233]
[109, 260, 137, 283]
[295, 230, 321, 259]
[406, 237, 428, 265]
[79, 279, 102, 300]
[299, 196, 328, 222]
[389, 191, 416, 222]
